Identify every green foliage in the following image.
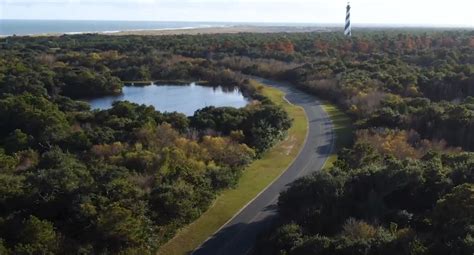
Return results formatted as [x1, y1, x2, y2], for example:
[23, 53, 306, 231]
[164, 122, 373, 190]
[3, 129, 31, 153]
[0, 149, 18, 172]
[258, 147, 474, 255]
[432, 184, 474, 254]
[0, 94, 70, 147]
[0, 32, 296, 254]
[96, 203, 156, 253]
[1, 29, 472, 254]
[150, 180, 214, 225]
[14, 216, 59, 255]
[192, 104, 291, 154]
[60, 68, 123, 98]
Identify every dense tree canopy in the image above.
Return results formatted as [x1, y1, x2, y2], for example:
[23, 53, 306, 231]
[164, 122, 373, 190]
[255, 150, 474, 255]
[0, 33, 292, 254]
[0, 28, 472, 254]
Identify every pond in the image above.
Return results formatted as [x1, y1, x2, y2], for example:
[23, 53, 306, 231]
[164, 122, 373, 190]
[86, 82, 249, 116]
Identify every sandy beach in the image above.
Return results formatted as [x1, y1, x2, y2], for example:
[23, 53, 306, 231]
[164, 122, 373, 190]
[109, 25, 335, 36]
[0, 25, 337, 38]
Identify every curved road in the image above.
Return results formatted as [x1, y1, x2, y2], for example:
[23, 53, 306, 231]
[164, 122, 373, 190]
[193, 78, 335, 255]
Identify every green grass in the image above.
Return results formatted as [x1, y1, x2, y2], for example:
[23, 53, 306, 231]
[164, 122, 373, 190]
[321, 102, 352, 169]
[157, 80, 308, 255]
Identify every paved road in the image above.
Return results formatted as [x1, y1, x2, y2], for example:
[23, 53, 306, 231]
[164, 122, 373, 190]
[193, 78, 335, 255]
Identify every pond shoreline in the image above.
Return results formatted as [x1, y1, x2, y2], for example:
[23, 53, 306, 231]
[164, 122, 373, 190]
[83, 81, 250, 116]
[123, 79, 209, 86]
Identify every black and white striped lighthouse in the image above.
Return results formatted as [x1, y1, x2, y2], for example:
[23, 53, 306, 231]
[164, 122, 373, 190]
[344, 2, 352, 36]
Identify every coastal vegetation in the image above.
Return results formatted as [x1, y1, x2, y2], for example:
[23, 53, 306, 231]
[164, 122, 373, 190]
[1, 29, 473, 254]
[158, 82, 307, 255]
[0, 37, 292, 254]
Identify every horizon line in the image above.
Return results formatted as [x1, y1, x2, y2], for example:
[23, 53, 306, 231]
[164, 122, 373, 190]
[1, 19, 473, 28]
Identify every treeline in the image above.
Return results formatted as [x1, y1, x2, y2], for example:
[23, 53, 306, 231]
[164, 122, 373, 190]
[219, 31, 473, 254]
[0, 37, 253, 99]
[255, 146, 474, 255]
[0, 35, 292, 253]
[0, 94, 291, 254]
[202, 31, 474, 150]
[1, 29, 473, 254]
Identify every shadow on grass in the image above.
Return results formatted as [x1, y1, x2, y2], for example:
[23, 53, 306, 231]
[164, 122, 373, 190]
[321, 103, 353, 169]
[325, 105, 352, 149]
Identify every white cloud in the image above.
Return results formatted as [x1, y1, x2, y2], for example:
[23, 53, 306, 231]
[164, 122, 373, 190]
[1, 0, 473, 26]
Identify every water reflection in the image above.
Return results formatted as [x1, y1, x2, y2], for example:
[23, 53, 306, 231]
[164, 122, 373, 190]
[86, 82, 249, 116]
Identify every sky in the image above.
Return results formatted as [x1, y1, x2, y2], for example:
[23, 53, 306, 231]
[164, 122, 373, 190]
[0, 0, 473, 27]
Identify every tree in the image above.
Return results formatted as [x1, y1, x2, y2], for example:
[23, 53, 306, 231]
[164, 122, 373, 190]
[150, 180, 214, 225]
[3, 129, 31, 153]
[30, 148, 93, 203]
[97, 203, 155, 253]
[0, 94, 70, 146]
[432, 184, 474, 254]
[14, 216, 59, 255]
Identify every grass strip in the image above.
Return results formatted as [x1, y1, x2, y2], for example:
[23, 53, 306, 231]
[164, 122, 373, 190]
[321, 102, 352, 169]
[157, 81, 308, 255]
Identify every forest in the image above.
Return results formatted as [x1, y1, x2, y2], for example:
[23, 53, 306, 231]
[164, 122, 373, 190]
[0, 28, 473, 254]
[0, 34, 291, 254]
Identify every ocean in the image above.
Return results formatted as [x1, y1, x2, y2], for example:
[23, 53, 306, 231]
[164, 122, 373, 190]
[0, 19, 468, 37]
[0, 19, 337, 37]
[0, 19, 240, 36]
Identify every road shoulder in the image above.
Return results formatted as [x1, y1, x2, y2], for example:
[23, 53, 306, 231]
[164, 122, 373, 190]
[157, 81, 308, 255]
[321, 102, 352, 169]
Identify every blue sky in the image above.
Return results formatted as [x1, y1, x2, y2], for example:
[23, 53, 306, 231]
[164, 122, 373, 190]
[1, 0, 473, 27]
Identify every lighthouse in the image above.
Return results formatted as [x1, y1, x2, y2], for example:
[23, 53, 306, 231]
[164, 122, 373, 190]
[344, 2, 352, 37]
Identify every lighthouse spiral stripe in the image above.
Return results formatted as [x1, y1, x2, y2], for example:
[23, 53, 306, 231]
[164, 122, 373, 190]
[344, 4, 351, 36]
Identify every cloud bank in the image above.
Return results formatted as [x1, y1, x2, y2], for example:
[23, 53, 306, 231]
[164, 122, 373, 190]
[1, 0, 472, 27]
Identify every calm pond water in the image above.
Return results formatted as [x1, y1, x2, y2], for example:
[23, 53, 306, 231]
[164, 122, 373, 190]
[86, 83, 249, 116]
